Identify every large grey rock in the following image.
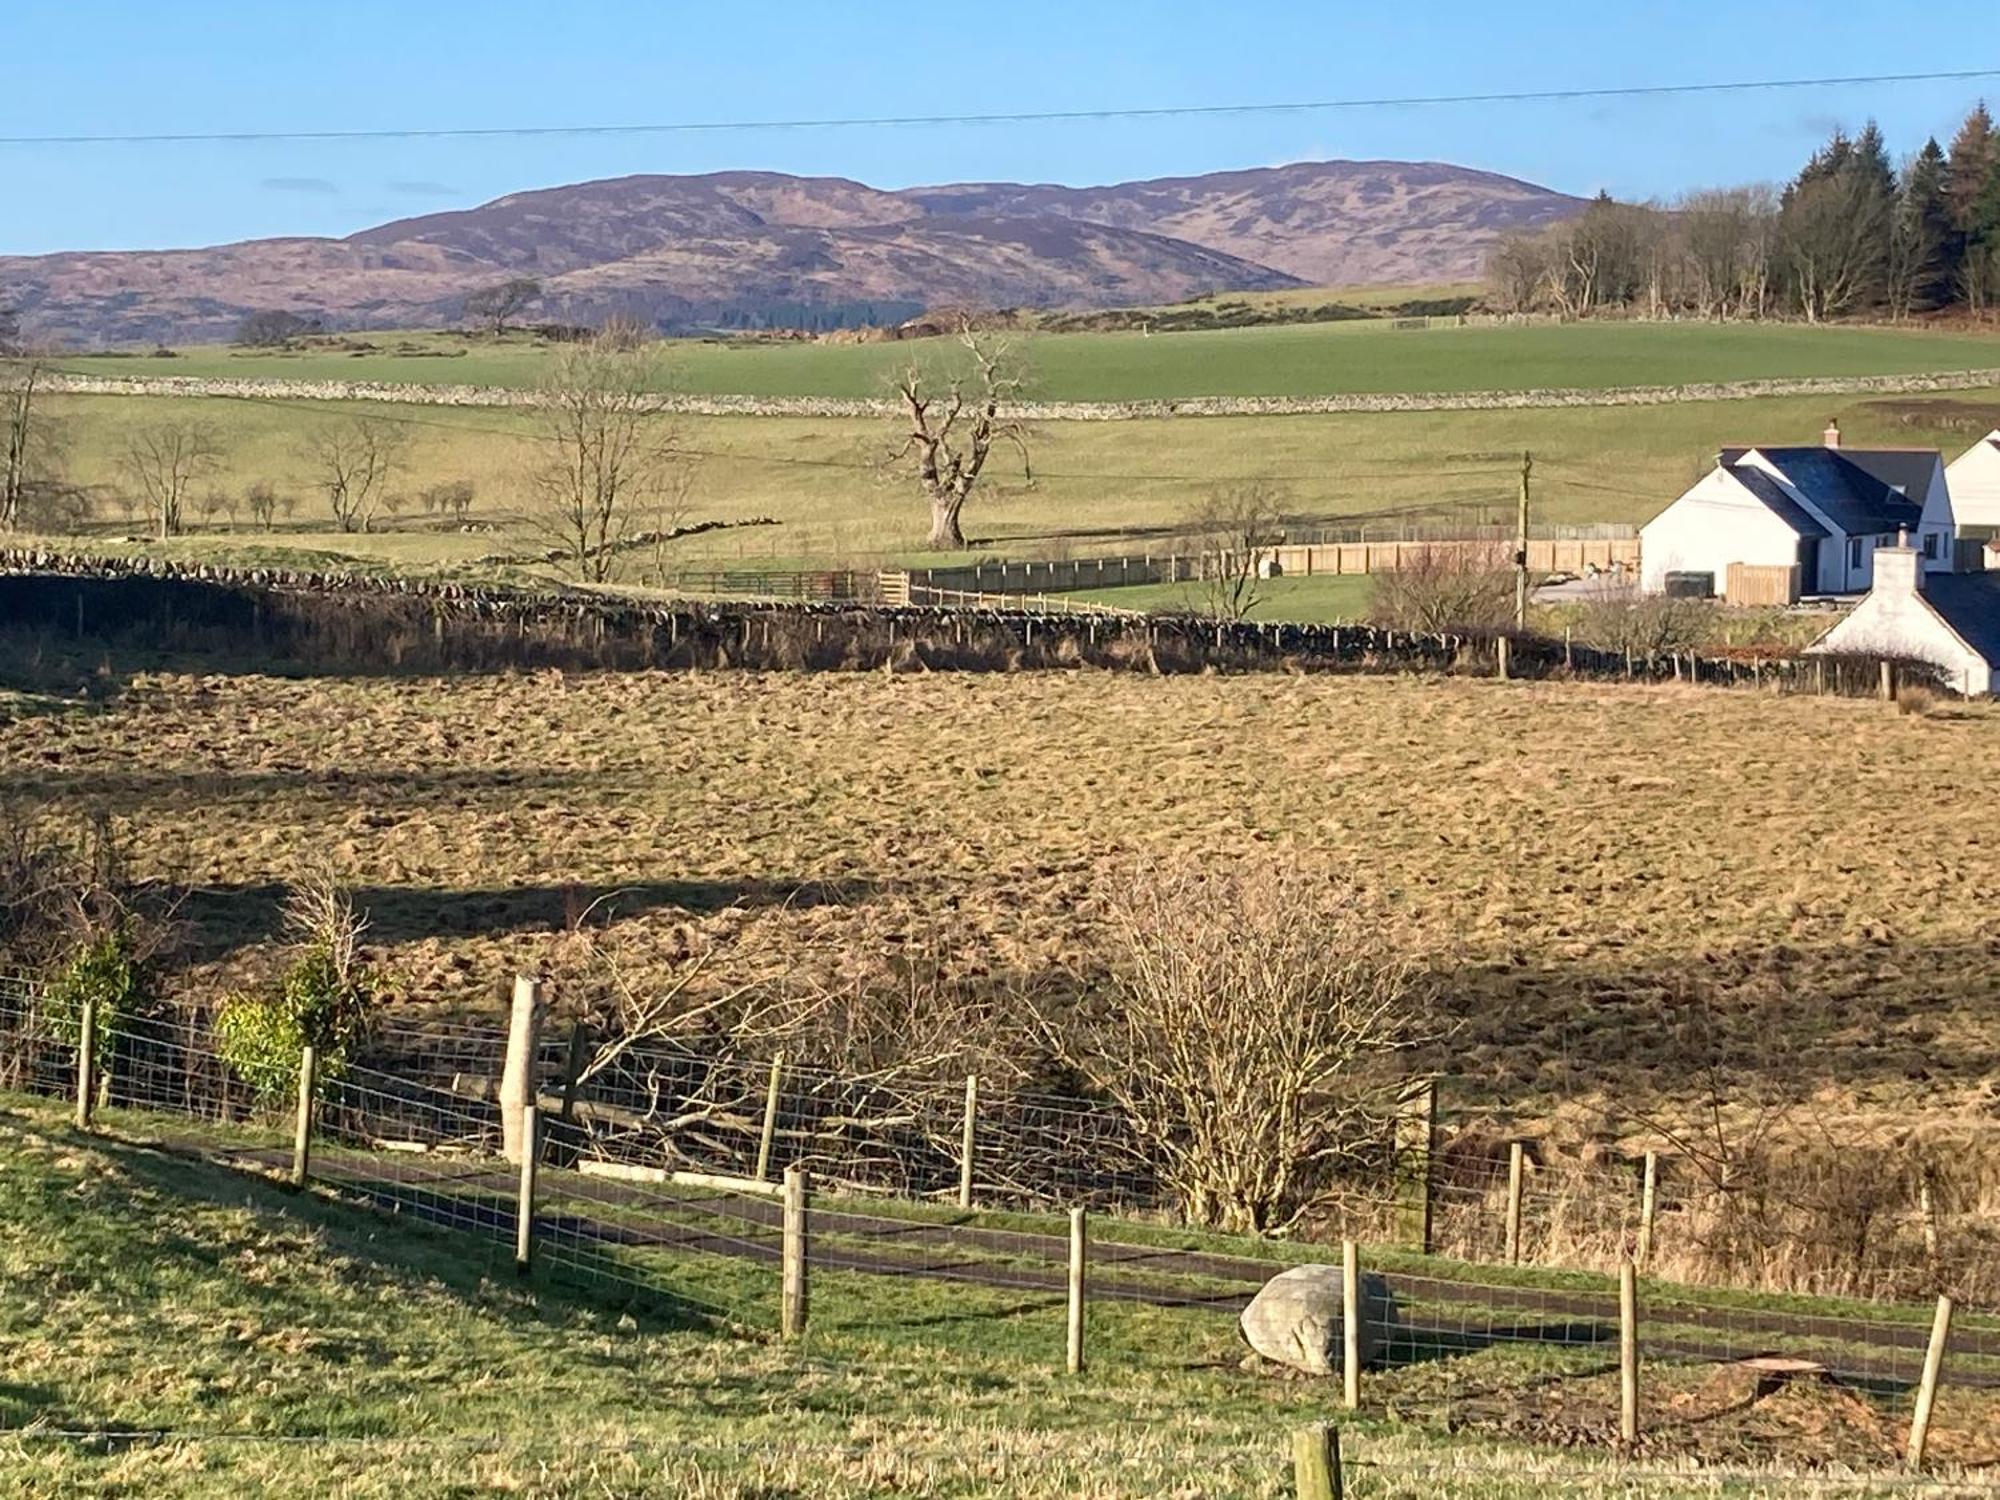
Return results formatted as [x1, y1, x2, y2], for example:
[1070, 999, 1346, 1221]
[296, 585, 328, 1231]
[1239, 1264, 1399, 1375]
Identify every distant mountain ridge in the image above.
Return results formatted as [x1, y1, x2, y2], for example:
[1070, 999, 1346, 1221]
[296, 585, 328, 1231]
[1, 161, 1586, 347]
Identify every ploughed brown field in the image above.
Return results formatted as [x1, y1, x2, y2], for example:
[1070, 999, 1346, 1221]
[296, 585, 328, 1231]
[5, 667, 1998, 1134]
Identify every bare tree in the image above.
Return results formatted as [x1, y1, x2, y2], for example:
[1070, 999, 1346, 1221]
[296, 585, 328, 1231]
[245, 481, 280, 531]
[892, 323, 1032, 550]
[464, 278, 542, 336]
[3, 360, 62, 532]
[1572, 576, 1713, 657]
[1371, 543, 1516, 632]
[522, 334, 685, 582]
[1185, 483, 1286, 621]
[121, 419, 223, 539]
[1043, 862, 1438, 1236]
[301, 416, 408, 533]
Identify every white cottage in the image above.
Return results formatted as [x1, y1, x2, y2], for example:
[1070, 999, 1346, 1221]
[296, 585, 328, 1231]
[1945, 430, 2000, 537]
[1640, 423, 1954, 595]
[1806, 535, 2000, 697]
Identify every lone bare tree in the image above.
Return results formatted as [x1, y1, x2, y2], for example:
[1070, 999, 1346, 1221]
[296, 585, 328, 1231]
[1371, 543, 1516, 632]
[523, 334, 685, 582]
[464, 278, 542, 336]
[121, 420, 222, 539]
[302, 416, 408, 533]
[1186, 483, 1286, 621]
[892, 325, 1031, 550]
[1045, 862, 1438, 1236]
[3, 360, 53, 531]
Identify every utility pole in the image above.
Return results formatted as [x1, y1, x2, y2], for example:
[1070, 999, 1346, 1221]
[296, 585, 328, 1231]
[1514, 451, 1533, 629]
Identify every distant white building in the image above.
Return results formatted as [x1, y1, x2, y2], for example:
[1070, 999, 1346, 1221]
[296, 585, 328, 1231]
[1806, 534, 2000, 697]
[1945, 430, 2000, 538]
[1640, 423, 1954, 596]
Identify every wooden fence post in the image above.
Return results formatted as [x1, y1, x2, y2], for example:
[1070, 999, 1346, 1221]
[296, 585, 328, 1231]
[1880, 659, 1896, 702]
[514, 1105, 540, 1276]
[756, 1054, 785, 1181]
[958, 1074, 978, 1210]
[1919, 1173, 1940, 1261]
[1067, 1205, 1088, 1375]
[291, 1045, 318, 1189]
[1619, 1257, 1640, 1447]
[1395, 1082, 1437, 1255]
[782, 1164, 810, 1340]
[1504, 1142, 1525, 1265]
[1292, 1423, 1343, 1500]
[74, 996, 97, 1131]
[1907, 1294, 1955, 1472]
[559, 1022, 591, 1124]
[1341, 1238, 1361, 1411]
[500, 976, 542, 1166]
[1496, 634, 1511, 681]
[1636, 1151, 1659, 1271]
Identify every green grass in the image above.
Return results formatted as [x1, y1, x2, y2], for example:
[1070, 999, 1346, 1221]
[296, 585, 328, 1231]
[53, 319, 2000, 402]
[31, 385, 2000, 576]
[5, 1095, 1988, 1495]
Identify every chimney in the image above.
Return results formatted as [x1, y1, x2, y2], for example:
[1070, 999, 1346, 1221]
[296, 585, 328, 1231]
[1873, 528, 1922, 596]
[1823, 419, 1842, 448]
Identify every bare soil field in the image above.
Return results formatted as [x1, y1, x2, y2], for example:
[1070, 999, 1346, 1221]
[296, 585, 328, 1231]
[5, 664, 1997, 1138]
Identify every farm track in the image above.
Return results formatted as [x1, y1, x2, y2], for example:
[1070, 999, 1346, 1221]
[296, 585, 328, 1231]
[216, 1142, 2000, 1385]
[39, 367, 2000, 420]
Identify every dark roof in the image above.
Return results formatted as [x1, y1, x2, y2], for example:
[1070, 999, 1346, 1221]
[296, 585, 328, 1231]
[1718, 448, 1927, 537]
[1923, 573, 2000, 666]
[1729, 466, 1829, 537]
[1839, 449, 1942, 504]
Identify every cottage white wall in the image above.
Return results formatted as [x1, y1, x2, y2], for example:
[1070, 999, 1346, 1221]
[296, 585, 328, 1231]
[1639, 471, 1804, 593]
[1913, 462, 1957, 572]
[1809, 584, 1992, 696]
[1947, 436, 2000, 533]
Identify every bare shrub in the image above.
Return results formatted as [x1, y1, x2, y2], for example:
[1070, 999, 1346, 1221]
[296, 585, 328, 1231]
[1370, 543, 1515, 632]
[1044, 862, 1438, 1235]
[1572, 580, 1714, 657]
[1185, 482, 1286, 622]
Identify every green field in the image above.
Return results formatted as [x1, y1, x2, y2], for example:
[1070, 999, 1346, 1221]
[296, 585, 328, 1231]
[5, 1096, 1988, 1496]
[29, 384, 2000, 582]
[54, 319, 2000, 402]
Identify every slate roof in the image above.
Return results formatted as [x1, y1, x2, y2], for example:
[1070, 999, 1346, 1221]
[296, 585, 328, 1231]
[1729, 466, 1829, 537]
[1923, 572, 2000, 667]
[1718, 448, 1928, 538]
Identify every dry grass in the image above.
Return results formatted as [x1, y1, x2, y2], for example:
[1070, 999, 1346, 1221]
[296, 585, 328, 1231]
[3, 665, 1997, 1142]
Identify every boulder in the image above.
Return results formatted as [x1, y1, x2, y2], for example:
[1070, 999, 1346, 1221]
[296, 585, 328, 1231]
[1239, 1264, 1398, 1376]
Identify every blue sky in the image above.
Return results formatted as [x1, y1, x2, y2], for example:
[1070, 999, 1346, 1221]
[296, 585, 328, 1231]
[3, 0, 1996, 255]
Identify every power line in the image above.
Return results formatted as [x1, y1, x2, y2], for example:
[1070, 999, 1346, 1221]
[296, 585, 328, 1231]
[5, 69, 1998, 148]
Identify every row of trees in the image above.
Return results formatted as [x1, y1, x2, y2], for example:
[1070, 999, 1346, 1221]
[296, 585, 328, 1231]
[1489, 105, 2000, 321]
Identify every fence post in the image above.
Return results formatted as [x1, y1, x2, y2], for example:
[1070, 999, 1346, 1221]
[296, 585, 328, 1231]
[1067, 1205, 1088, 1375]
[1504, 1142, 1525, 1265]
[1292, 1423, 1343, 1500]
[1341, 1238, 1361, 1411]
[756, 1054, 785, 1181]
[500, 975, 542, 1166]
[1619, 1257, 1640, 1447]
[559, 1022, 591, 1124]
[958, 1074, 978, 1210]
[1880, 659, 1896, 702]
[1496, 634, 1511, 681]
[291, 1045, 318, 1189]
[1395, 1081, 1437, 1255]
[1919, 1173, 1940, 1261]
[1907, 1294, 1955, 1472]
[514, 1104, 540, 1276]
[782, 1165, 810, 1340]
[1636, 1151, 1659, 1271]
[74, 996, 98, 1131]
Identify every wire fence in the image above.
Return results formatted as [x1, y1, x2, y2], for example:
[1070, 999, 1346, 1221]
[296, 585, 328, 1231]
[4, 975, 1999, 1471]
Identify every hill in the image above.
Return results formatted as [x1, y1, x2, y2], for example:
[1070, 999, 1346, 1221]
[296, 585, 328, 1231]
[0, 161, 1584, 346]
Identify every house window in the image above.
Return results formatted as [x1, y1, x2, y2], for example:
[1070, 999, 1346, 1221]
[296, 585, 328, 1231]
[1922, 532, 1939, 560]
[1848, 537, 1864, 570]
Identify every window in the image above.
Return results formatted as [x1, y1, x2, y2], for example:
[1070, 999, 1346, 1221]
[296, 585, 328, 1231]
[1848, 537, 1864, 570]
[1922, 532, 1940, 560]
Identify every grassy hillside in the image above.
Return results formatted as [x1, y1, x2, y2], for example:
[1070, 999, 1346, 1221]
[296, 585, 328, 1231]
[2, 1095, 1987, 1496]
[51, 319, 2000, 402]
[30, 386, 2000, 577]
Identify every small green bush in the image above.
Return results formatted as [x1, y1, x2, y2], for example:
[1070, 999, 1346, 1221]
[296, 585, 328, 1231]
[44, 928, 144, 1060]
[216, 941, 374, 1103]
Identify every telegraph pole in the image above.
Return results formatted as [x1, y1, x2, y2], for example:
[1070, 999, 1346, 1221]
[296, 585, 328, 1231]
[1514, 451, 1533, 628]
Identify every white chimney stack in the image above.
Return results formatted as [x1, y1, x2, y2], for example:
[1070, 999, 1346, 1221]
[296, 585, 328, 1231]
[1823, 419, 1842, 448]
[1874, 529, 1922, 596]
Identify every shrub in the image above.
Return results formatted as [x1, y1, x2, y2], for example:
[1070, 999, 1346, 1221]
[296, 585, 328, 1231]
[43, 926, 145, 1060]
